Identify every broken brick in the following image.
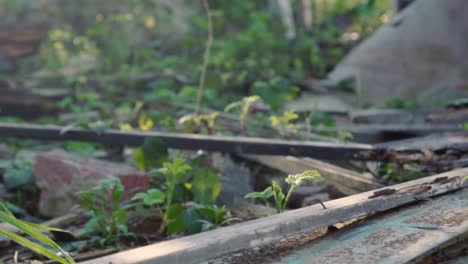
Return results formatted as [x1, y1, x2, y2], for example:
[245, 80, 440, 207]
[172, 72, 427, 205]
[33, 150, 148, 217]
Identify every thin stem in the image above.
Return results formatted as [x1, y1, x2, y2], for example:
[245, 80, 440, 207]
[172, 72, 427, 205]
[160, 180, 174, 234]
[282, 186, 296, 212]
[195, 0, 213, 115]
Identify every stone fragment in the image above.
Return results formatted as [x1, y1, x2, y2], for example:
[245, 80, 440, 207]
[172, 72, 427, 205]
[33, 150, 148, 217]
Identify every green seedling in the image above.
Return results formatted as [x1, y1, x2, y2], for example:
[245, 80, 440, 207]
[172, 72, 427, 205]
[245, 170, 321, 214]
[225, 95, 260, 131]
[197, 205, 240, 231]
[270, 110, 299, 137]
[148, 158, 192, 233]
[77, 178, 136, 247]
[135, 157, 229, 235]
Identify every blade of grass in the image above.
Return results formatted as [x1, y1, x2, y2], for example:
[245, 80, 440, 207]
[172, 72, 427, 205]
[0, 212, 75, 263]
[0, 228, 71, 264]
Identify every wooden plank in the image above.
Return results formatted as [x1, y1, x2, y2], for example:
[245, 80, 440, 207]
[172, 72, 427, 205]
[315, 123, 462, 144]
[0, 122, 374, 160]
[337, 124, 462, 136]
[426, 108, 468, 123]
[376, 131, 468, 152]
[80, 168, 468, 264]
[274, 189, 468, 264]
[242, 155, 384, 195]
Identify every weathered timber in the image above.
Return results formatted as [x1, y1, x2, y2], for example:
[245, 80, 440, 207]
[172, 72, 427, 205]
[338, 123, 462, 137]
[376, 131, 468, 152]
[242, 155, 384, 195]
[350, 109, 430, 124]
[0, 122, 374, 160]
[426, 108, 468, 124]
[273, 188, 468, 264]
[307, 123, 463, 143]
[81, 168, 468, 264]
[350, 108, 468, 125]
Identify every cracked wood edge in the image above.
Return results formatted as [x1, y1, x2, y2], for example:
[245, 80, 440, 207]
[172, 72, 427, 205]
[80, 168, 468, 264]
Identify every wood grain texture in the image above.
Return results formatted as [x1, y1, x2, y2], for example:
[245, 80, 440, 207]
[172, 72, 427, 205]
[80, 168, 468, 264]
[274, 189, 468, 264]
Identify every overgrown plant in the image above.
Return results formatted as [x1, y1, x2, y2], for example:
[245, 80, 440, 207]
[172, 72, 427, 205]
[224, 95, 261, 131]
[77, 178, 136, 246]
[146, 158, 192, 234]
[245, 170, 321, 214]
[133, 157, 230, 235]
[0, 204, 75, 264]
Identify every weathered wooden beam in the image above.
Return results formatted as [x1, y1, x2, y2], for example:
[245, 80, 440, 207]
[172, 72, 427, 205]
[338, 124, 462, 136]
[376, 131, 468, 152]
[80, 168, 468, 264]
[317, 123, 462, 143]
[242, 155, 384, 195]
[0, 122, 374, 160]
[275, 189, 468, 264]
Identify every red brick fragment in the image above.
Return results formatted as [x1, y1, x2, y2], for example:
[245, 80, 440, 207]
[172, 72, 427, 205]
[33, 150, 148, 217]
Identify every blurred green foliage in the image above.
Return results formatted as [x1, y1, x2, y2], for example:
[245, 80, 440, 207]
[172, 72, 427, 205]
[2, 0, 391, 130]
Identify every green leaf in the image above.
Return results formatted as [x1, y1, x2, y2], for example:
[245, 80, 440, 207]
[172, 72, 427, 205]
[285, 170, 321, 188]
[244, 186, 273, 199]
[191, 169, 222, 204]
[166, 204, 185, 234]
[166, 204, 203, 234]
[131, 189, 165, 206]
[271, 181, 285, 213]
[0, 228, 72, 264]
[134, 138, 168, 170]
[0, 211, 74, 263]
[163, 158, 192, 184]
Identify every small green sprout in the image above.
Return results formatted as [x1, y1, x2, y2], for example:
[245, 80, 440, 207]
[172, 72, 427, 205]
[270, 110, 299, 137]
[245, 170, 321, 214]
[225, 95, 261, 131]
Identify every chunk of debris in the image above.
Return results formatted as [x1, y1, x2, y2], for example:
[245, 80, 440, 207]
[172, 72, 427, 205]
[33, 150, 148, 217]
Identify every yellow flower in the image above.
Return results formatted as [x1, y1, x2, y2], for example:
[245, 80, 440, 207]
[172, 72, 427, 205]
[138, 114, 154, 131]
[144, 16, 156, 29]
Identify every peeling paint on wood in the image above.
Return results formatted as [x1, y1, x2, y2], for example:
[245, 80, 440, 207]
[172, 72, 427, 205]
[274, 189, 468, 264]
